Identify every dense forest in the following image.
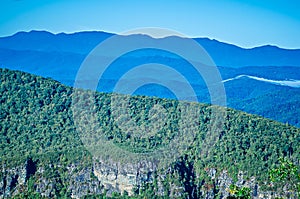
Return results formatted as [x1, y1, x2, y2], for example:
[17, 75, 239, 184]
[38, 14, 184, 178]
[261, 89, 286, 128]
[0, 68, 299, 198]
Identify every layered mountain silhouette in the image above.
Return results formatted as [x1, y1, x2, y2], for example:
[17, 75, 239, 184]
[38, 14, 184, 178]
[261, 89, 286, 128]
[0, 30, 299, 126]
[1, 30, 300, 67]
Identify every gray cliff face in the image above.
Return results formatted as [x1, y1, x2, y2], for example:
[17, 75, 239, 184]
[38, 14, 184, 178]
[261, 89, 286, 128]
[93, 159, 156, 195]
[0, 160, 103, 198]
[0, 159, 293, 198]
[0, 161, 28, 198]
[34, 163, 102, 198]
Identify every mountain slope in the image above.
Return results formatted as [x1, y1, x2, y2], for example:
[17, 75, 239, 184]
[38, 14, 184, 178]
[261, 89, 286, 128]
[1, 68, 299, 198]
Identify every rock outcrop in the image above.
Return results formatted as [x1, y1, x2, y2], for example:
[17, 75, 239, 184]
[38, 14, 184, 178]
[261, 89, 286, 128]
[0, 159, 296, 198]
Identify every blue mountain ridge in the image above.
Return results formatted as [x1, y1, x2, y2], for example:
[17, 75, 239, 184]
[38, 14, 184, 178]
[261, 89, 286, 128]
[1, 30, 300, 67]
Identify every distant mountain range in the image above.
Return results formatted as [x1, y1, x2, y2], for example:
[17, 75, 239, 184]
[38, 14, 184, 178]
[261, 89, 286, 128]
[0, 30, 299, 127]
[1, 30, 300, 67]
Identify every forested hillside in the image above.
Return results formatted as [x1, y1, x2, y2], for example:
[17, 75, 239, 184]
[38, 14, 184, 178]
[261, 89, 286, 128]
[0, 68, 299, 198]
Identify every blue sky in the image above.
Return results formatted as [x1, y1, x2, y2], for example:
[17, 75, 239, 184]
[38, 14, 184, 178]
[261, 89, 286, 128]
[1, 0, 300, 48]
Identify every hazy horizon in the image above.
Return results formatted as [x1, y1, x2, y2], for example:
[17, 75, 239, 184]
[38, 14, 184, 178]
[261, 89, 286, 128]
[1, 0, 300, 49]
[2, 29, 300, 50]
